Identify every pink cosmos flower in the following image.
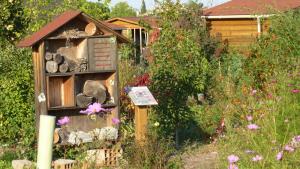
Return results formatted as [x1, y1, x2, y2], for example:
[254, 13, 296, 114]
[251, 89, 257, 95]
[267, 93, 273, 99]
[112, 118, 120, 125]
[252, 155, 263, 162]
[293, 135, 300, 142]
[228, 154, 239, 163]
[80, 102, 109, 115]
[287, 84, 293, 87]
[246, 115, 253, 121]
[284, 145, 295, 152]
[228, 164, 238, 169]
[291, 89, 300, 93]
[57, 116, 70, 126]
[276, 151, 283, 161]
[247, 124, 260, 130]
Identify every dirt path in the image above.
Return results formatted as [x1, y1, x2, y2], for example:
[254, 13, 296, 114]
[181, 144, 218, 169]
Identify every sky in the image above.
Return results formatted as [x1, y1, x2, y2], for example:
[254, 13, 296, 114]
[95, 0, 230, 10]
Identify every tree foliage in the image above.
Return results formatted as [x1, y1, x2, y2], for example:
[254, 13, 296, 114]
[24, 0, 111, 33]
[150, 0, 217, 139]
[110, 2, 136, 18]
[140, 0, 147, 14]
[0, 0, 29, 42]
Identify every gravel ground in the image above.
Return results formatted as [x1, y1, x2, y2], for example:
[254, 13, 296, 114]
[181, 144, 218, 169]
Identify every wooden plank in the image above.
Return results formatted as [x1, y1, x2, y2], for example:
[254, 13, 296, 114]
[94, 48, 111, 53]
[63, 75, 75, 107]
[209, 19, 257, 25]
[210, 30, 258, 36]
[210, 25, 257, 31]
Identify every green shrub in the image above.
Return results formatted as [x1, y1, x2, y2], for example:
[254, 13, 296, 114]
[150, 0, 218, 144]
[0, 41, 35, 159]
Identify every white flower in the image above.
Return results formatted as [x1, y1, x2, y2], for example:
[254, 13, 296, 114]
[154, 122, 160, 127]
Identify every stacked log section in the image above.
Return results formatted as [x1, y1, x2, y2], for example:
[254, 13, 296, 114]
[46, 61, 58, 73]
[83, 80, 107, 104]
[76, 93, 93, 107]
[59, 62, 69, 73]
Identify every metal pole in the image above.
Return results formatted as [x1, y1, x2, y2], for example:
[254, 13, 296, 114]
[139, 28, 142, 63]
[133, 29, 136, 62]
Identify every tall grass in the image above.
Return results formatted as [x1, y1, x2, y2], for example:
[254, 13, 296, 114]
[209, 10, 300, 168]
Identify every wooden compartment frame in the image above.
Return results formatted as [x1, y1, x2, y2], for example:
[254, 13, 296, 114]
[47, 75, 75, 108]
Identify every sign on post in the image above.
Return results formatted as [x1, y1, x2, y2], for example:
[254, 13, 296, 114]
[128, 86, 157, 142]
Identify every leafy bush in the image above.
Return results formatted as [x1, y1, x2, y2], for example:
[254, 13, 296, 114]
[0, 41, 35, 159]
[150, 1, 218, 143]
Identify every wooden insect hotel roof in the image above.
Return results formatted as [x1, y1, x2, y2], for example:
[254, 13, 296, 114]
[18, 10, 129, 47]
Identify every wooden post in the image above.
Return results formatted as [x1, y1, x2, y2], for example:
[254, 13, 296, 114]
[134, 106, 148, 143]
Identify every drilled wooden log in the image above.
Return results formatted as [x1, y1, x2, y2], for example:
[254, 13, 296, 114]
[58, 128, 69, 144]
[85, 23, 97, 36]
[65, 58, 77, 72]
[53, 128, 60, 144]
[76, 93, 93, 107]
[45, 52, 53, 61]
[59, 62, 69, 73]
[46, 61, 58, 73]
[83, 80, 107, 104]
[53, 53, 64, 64]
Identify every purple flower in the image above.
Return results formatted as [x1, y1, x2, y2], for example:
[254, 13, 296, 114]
[124, 86, 131, 94]
[247, 124, 260, 130]
[228, 154, 239, 163]
[112, 118, 120, 125]
[291, 89, 299, 93]
[228, 164, 238, 169]
[276, 151, 283, 161]
[80, 102, 108, 115]
[57, 116, 70, 126]
[284, 145, 295, 152]
[252, 155, 263, 162]
[246, 115, 253, 121]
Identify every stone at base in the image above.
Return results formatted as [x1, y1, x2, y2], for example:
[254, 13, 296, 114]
[12, 160, 34, 169]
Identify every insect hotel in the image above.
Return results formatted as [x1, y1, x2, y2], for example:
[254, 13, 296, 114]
[18, 10, 129, 167]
